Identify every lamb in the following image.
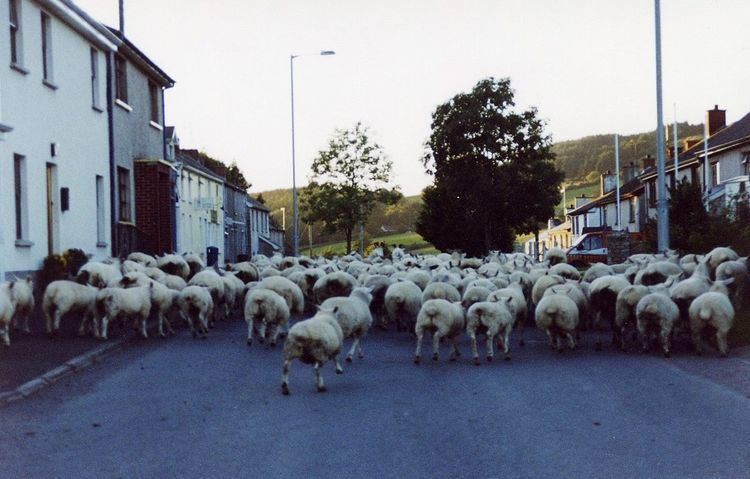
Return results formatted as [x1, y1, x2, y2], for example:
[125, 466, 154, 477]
[544, 282, 587, 330]
[160, 274, 187, 291]
[634, 261, 682, 286]
[405, 270, 431, 291]
[231, 261, 260, 283]
[466, 299, 514, 364]
[488, 283, 528, 345]
[0, 288, 15, 346]
[531, 274, 566, 306]
[126, 252, 157, 267]
[321, 287, 374, 362]
[96, 284, 153, 340]
[704, 246, 739, 279]
[259, 276, 305, 315]
[689, 291, 735, 357]
[363, 274, 393, 327]
[189, 269, 227, 324]
[461, 286, 492, 311]
[177, 285, 213, 339]
[636, 292, 679, 357]
[414, 299, 464, 364]
[534, 293, 579, 351]
[550, 263, 581, 281]
[288, 268, 325, 311]
[77, 261, 122, 288]
[42, 280, 99, 337]
[384, 280, 423, 332]
[156, 254, 190, 279]
[281, 307, 344, 395]
[421, 282, 461, 303]
[313, 271, 357, 304]
[4, 277, 34, 333]
[588, 275, 631, 350]
[582, 263, 615, 283]
[121, 260, 145, 275]
[544, 247, 567, 266]
[244, 288, 290, 347]
[614, 285, 650, 351]
[148, 281, 181, 338]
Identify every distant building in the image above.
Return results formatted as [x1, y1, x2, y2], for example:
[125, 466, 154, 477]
[247, 197, 282, 256]
[224, 182, 250, 263]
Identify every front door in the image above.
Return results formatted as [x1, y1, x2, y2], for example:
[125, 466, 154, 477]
[46, 163, 56, 255]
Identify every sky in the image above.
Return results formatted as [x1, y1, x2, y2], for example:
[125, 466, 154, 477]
[74, 0, 750, 196]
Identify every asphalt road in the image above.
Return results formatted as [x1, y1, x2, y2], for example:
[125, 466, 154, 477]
[1, 318, 749, 479]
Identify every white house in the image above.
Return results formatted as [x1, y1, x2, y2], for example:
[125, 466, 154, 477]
[247, 197, 282, 256]
[0, 0, 119, 279]
[174, 148, 225, 265]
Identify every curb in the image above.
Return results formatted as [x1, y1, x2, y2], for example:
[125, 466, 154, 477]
[0, 337, 127, 407]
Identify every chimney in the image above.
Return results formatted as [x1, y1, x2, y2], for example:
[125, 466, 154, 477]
[707, 105, 726, 136]
[641, 154, 655, 170]
[119, 0, 125, 34]
[600, 170, 616, 196]
[621, 162, 638, 183]
[684, 138, 701, 151]
[575, 194, 590, 209]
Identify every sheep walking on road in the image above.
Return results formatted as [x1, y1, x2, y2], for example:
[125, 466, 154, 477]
[636, 292, 679, 358]
[244, 288, 290, 347]
[466, 299, 514, 364]
[534, 294, 579, 352]
[688, 292, 735, 357]
[414, 299, 464, 364]
[321, 287, 374, 362]
[43, 280, 99, 337]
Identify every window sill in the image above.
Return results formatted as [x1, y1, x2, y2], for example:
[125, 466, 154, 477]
[149, 121, 163, 131]
[115, 99, 132, 112]
[0, 123, 13, 133]
[10, 63, 29, 75]
[42, 78, 59, 90]
[118, 220, 136, 227]
[92, 105, 104, 113]
[15, 239, 34, 248]
[96, 241, 108, 248]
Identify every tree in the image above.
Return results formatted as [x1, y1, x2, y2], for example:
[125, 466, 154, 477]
[416, 77, 563, 256]
[301, 123, 402, 252]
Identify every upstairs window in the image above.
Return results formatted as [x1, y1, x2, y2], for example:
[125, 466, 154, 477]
[742, 152, 750, 176]
[9, 0, 22, 65]
[41, 12, 53, 82]
[149, 81, 159, 123]
[90, 48, 100, 108]
[117, 167, 131, 221]
[711, 162, 719, 187]
[629, 198, 636, 223]
[115, 55, 128, 103]
[14, 154, 27, 240]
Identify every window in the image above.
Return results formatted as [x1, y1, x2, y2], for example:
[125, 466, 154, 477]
[90, 48, 99, 108]
[629, 198, 636, 223]
[711, 162, 719, 187]
[96, 175, 105, 243]
[115, 55, 128, 103]
[9, 0, 22, 65]
[648, 181, 656, 207]
[41, 12, 52, 82]
[14, 154, 28, 240]
[149, 81, 159, 123]
[117, 167, 131, 221]
[742, 152, 750, 176]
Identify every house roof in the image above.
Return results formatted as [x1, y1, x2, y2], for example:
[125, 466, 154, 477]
[106, 26, 175, 87]
[44, 0, 120, 51]
[246, 197, 270, 212]
[567, 178, 644, 216]
[176, 151, 225, 182]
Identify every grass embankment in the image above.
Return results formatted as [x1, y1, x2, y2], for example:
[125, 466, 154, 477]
[308, 231, 438, 257]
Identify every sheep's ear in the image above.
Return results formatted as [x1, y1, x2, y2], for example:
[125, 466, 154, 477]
[721, 278, 735, 286]
[506, 297, 512, 305]
[333, 306, 339, 314]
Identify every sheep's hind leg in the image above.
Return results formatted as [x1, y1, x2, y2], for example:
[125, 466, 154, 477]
[356, 340, 364, 359]
[449, 338, 460, 362]
[314, 362, 326, 392]
[414, 327, 424, 364]
[432, 330, 445, 362]
[333, 354, 344, 374]
[660, 326, 672, 358]
[468, 330, 480, 365]
[346, 338, 359, 363]
[281, 359, 292, 395]
[716, 330, 729, 358]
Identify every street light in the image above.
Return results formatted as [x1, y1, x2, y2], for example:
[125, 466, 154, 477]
[290, 50, 336, 257]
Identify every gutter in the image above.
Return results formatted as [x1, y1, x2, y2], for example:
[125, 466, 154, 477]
[106, 51, 116, 256]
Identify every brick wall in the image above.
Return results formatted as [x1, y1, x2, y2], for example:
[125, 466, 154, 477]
[135, 162, 175, 255]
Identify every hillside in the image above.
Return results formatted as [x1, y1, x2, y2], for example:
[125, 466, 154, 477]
[552, 122, 704, 181]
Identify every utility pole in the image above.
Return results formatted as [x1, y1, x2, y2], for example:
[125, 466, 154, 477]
[654, 0, 669, 253]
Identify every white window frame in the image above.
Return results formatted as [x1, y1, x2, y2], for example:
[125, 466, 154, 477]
[90, 48, 100, 109]
[96, 175, 106, 244]
[41, 11, 54, 85]
[115, 55, 128, 104]
[14, 154, 30, 243]
[9, 0, 24, 68]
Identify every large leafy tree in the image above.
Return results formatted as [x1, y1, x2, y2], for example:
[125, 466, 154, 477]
[416, 77, 563, 256]
[301, 122, 401, 252]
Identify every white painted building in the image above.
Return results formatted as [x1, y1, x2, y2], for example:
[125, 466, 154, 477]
[175, 149, 225, 265]
[0, 0, 119, 279]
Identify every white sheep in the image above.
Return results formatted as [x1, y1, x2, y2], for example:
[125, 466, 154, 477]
[406, 270, 431, 291]
[704, 246, 739, 279]
[258, 276, 305, 316]
[549, 263, 581, 281]
[544, 247, 567, 266]
[189, 269, 227, 325]
[321, 287, 374, 362]
[4, 277, 34, 333]
[636, 291, 679, 357]
[160, 273, 187, 291]
[466, 299, 514, 363]
[634, 261, 682, 286]
[281, 307, 344, 395]
[363, 274, 393, 328]
[582, 263, 615, 283]
[414, 299, 464, 364]
[588, 275, 631, 350]
[384, 280, 423, 332]
[534, 293, 579, 352]
[177, 285, 213, 339]
[531, 274, 566, 306]
[461, 286, 492, 311]
[157, 254, 190, 279]
[0, 289, 15, 346]
[715, 258, 748, 309]
[614, 285, 649, 351]
[689, 291, 735, 357]
[244, 288, 290, 347]
[313, 271, 357, 304]
[487, 283, 528, 345]
[183, 253, 205, 278]
[96, 284, 153, 340]
[77, 261, 122, 288]
[231, 261, 260, 283]
[42, 280, 99, 337]
[127, 252, 157, 267]
[421, 282, 461, 303]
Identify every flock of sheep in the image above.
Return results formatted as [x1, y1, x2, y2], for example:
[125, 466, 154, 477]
[0, 245, 747, 395]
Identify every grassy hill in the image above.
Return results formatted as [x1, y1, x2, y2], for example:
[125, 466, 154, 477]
[308, 231, 437, 256]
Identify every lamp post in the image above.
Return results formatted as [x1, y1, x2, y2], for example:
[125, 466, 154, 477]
[290, 50, 335, 257]
[654, 0, 669, 253]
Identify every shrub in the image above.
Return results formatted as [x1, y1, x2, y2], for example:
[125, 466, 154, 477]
[63, 248, 89, 276]
[37, 254, 68, 292]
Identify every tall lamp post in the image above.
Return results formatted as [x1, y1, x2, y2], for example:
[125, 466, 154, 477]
[654, 0, 669, 253]
[290, 50, 336, 257]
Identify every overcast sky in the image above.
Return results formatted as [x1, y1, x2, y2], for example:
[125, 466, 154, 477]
[75, 0, 750, 195]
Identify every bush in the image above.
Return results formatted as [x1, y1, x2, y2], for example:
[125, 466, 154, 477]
[37, 254, 68, 292]
[63, 248, 89, 276]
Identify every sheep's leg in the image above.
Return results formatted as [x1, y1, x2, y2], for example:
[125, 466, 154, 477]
[90, 314, 100, 339]
[485, 333, 495, 362]
[183, 311, 197, 338]
[432, 330, 443, 361]
[660, 326, 672, 358]
[346, 338, 360, 363]
[414, 326, 424, 364]
[566, 331, 577, 350]
[53, 310, 63, 333]
[140, 315, 148, 339]
[356, 340, 364, 359]
[468, 330, 480, 365]
[78, 314, 89, 336]
[637, 321, 649, 353]
[1, 326, 9, 346]
[45, 310, 53, 335]
[449, 339, 460, 361]
[246, 320, 254, 346]
[314, 362, 326, 392]
[100, 316, 110, 340]
[158, 312, 167, 338]
[594, 312, 603, 351]
[333, 354, 344, 374]
[517, 315, 526, 346]
[502, 325, 513, 360]
[258, 322, 267, 344]
[269, 325, 281, 348]
[281, 359, 292, 395]
[198, 311, 208, 339]
[716, 330, 728, 358]
[21, 311, 31, 334]
[544, 329, 554, 348]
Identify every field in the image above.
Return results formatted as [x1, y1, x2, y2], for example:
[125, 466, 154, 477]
[307, 231, 438, 256]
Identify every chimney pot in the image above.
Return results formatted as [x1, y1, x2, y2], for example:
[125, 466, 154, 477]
[707, 105, 726, 136]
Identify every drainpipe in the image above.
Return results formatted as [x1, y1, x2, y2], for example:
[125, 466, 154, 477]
[106, 51, 116, 257]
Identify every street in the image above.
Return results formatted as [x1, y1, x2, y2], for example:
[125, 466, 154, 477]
[1, 319, 749, 479]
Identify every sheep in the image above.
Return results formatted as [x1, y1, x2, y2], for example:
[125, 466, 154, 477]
[260, 267, 281, 278]
[466, 299, 514, 364]
[4, 277, 34, 333]
[414, 299, 464, 364]
[689, 292, 735, 357]
[636, 292, 679, 357]
[177, 285, 213, 339]
[544, 282, 587, 330]
[0, 288, 15, 346]
[704, 246, 739, 279]
[121, 260, 145, 274]
[549, 263, 581, 281]
[288, 268, 325, 311]
[406, 270, 431, 291]
[244, 288, 290, 347]
[77, 262, 122, 288]
[421, 282, 461, 303]
[715, 258, 748, 309]
[588, 275, 631, 350]
[160, 274, 187, 291]
[460, 257, 483, 270]
[281, 307, 344, 395]
[259, 276, 305, 316]
[220, 273, 246, 318]
[321, 287, 374, 362]
[183, 253, 205, 279]
[143, 267, 168, 283]
[313, 271, 357, 304]
[189, 269, 227, 324]
[127, 252, 157, 267]
[531, 274, 566, 306]
[428, 271, 462, 291]
[231, 261, 260, 283]
[535, 293, 579, 351]
[461, 286, 492, 311]
[582, 263, 615, 283]
[96, 284, 153, 340]
[544, 247, 567, 266]
[488, 284, 528, 345]
[634, 261, 682, 286]
[363, 274, 393, 328]
[614, 285, 650, 351]
[384, 280, 423, 332]
[42, 280, 99, 337]
[157, 254, 190, 279]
